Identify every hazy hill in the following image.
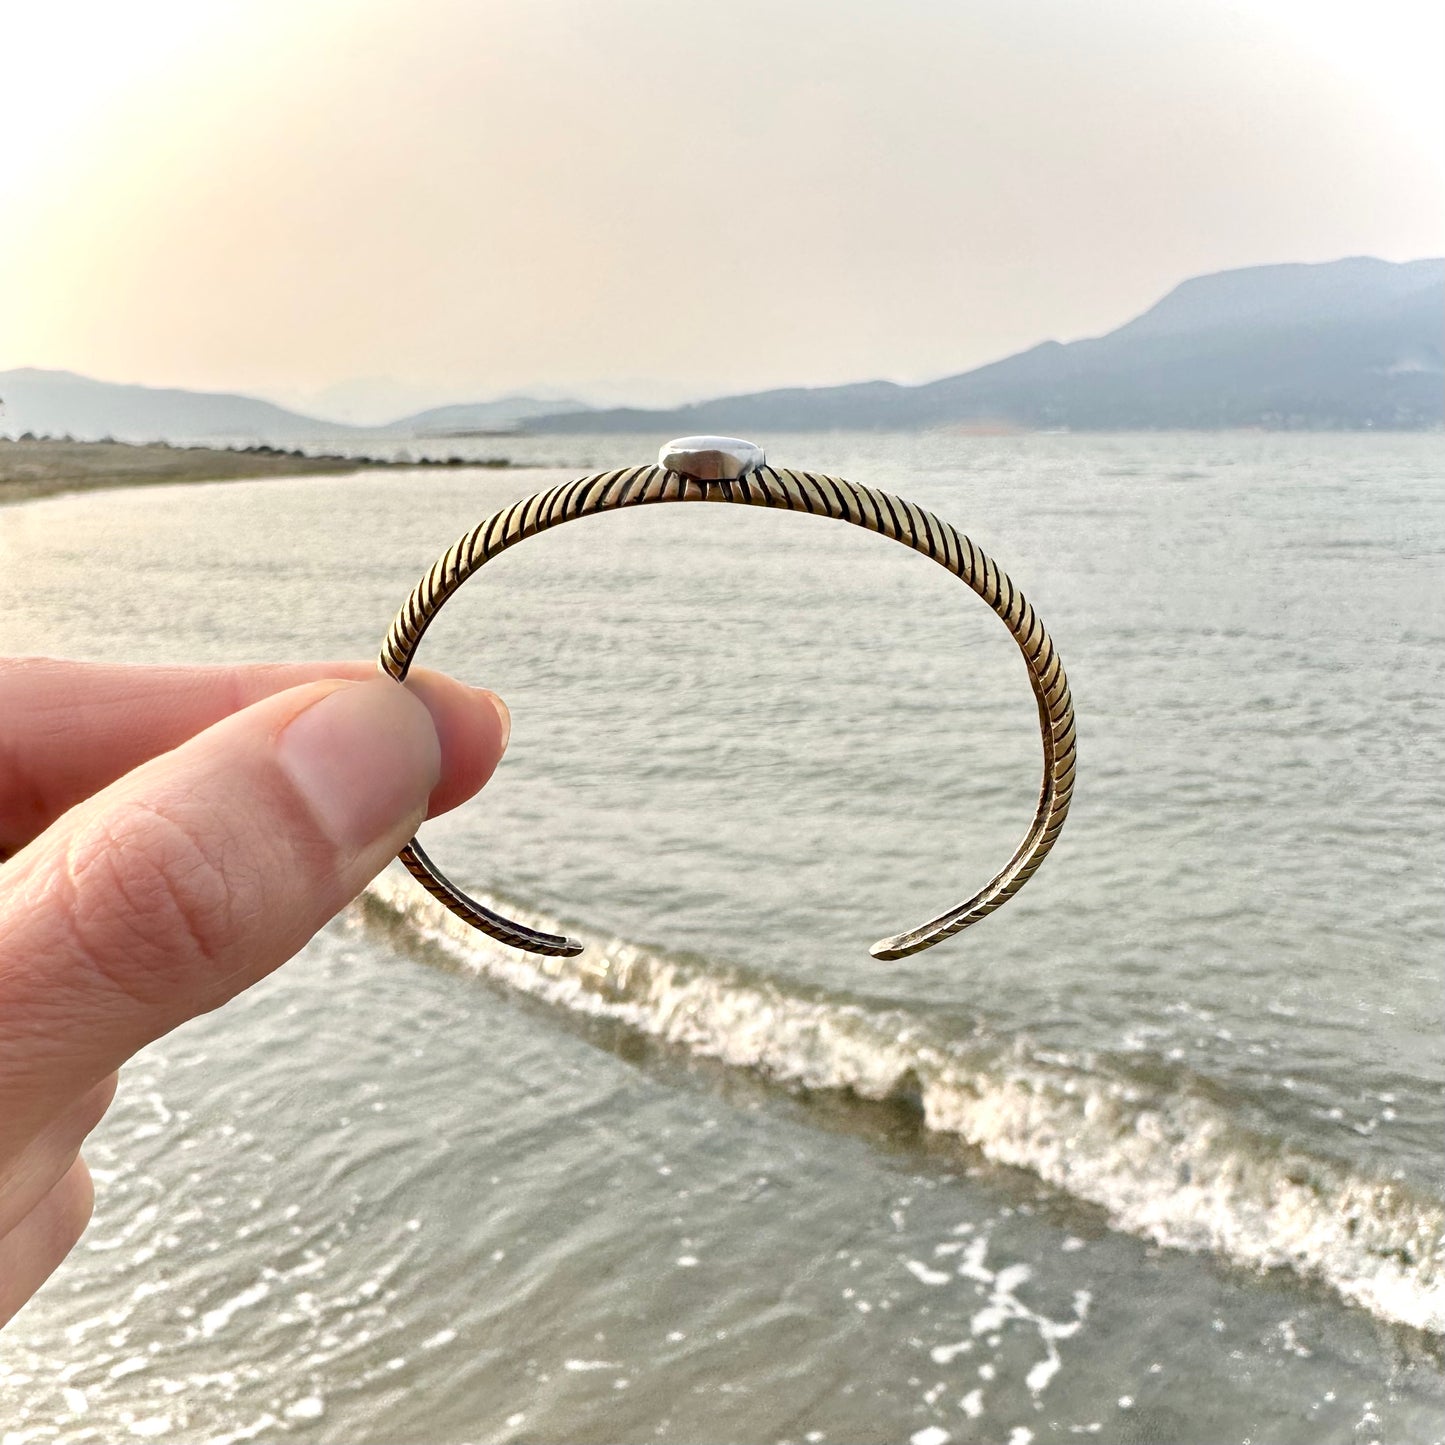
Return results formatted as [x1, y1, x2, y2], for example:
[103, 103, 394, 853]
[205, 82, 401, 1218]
[530, 257, 1443, 432]
[0, 369, 578, 446]
[390, 395, 591, 436]
[4, 258, 1438, 443]
[0, 368, 363, 445]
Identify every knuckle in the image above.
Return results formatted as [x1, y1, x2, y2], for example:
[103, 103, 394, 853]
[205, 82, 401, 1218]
[58, 799, 245, 1013]
[42, 1158, 96, 1258]
[72, 1072, 119, 1143]
[63, 1158, 96, 1239]
[0, 1081, 119, 1234]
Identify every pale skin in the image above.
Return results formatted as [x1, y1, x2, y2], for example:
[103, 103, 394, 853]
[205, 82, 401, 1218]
[0, 658, 509, 1329]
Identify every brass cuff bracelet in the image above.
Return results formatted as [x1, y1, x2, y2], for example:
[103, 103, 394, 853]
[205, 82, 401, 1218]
[377, 436, 1076, 961]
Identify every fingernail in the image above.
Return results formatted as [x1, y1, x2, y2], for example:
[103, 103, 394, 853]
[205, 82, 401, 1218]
[277, 681, 441, 852]
[484, 690, 511, 754]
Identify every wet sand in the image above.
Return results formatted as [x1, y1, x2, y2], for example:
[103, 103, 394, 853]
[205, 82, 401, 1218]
[0, 437, 505, 505]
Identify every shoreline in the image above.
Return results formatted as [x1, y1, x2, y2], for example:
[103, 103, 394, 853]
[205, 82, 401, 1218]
[0, 437, 516, 506]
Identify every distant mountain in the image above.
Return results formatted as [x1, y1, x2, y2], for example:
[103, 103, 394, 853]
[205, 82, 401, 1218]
[388, 395, 591, 436]
[0, 369, 581, 447]
[529, 257, 1444, 433]
[0, 368, 361, 446]
[5, 259, 1438, 443]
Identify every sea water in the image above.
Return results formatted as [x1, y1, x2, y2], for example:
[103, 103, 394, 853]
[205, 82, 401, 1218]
[0, 432, 1441, 1443]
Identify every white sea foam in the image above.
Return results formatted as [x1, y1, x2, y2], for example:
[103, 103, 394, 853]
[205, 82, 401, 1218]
[364, 874, 1445, 1335]
[910, 1428, 951, 1445]
[906, 1260, 952, 1286]
[199, 1282, 270, 1340]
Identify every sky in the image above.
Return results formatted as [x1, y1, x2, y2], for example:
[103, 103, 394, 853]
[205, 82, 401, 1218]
[1, 0, 1441, 422]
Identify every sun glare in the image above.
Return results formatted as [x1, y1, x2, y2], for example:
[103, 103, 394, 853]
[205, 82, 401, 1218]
[1252, 0, 1445, 147]
[3, 3, 226, 199]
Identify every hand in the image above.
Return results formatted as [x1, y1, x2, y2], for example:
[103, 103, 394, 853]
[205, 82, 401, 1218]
[0, 658, 508, 1329]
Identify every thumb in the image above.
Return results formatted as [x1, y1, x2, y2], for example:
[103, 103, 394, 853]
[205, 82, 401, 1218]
[0, 676, 505, 1147]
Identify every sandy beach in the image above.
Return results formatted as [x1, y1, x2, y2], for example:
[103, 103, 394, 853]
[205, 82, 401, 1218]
[0, 437, 505, 506]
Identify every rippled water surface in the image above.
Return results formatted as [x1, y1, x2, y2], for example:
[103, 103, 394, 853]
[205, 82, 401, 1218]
[2, 432, 1443, 1442]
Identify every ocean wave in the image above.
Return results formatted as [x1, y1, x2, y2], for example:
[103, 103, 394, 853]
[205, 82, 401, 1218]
[362, 872, 1445, 1336]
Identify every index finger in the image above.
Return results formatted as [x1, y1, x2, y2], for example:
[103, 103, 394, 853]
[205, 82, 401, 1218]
[0, 658, 500, 853]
